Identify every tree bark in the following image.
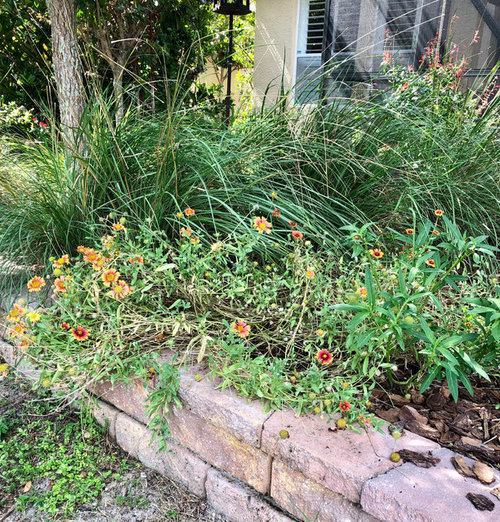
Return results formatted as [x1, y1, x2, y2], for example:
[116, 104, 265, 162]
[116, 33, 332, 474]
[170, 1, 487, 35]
[47, 0, 85, 148]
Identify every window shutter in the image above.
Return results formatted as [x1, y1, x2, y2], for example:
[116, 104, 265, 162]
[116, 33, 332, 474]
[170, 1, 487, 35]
[307, 0, 326, 53]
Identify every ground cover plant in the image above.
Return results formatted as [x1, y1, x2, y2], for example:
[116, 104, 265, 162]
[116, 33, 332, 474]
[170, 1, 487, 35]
[0, 368, 227, 520]
[4, 207, 498, 439]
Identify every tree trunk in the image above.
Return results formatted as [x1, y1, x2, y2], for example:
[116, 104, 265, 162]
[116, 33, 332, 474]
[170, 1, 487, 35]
[47, 0, 85, 148]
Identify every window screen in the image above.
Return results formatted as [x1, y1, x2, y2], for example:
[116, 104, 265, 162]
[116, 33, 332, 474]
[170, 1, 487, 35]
[386, 0, 419, 50]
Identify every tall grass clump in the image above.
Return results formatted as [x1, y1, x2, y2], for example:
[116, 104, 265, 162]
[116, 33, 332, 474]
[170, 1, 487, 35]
[0, 47, 498, 285]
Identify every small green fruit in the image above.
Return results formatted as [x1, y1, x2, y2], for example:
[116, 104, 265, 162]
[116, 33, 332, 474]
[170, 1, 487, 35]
[119, 217, 126, 224]
[279, 429, 289, 439]
[404, 316, 415, 324]
[390, 452, 401, 463]
[68, 367, 76, 376]
[53, 268, 63, 277]
[336, 418, 347, 429]
[313, 407, 321, 414]
[42, 379, 51, 388]
[324, 399, 332, 407]
[194, 374, 202, 382]
[404, 393, 411, 400]
[309, 392, 317, 400]
[391, 430, 402, 440]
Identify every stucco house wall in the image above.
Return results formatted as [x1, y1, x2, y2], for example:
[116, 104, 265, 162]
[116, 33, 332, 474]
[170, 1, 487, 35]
[254, 0, 500, 105]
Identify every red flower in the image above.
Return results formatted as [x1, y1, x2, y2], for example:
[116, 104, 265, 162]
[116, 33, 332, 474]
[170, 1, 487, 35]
[291, 231, 303, 240]
[184, 208, 195, 216]
[339, 401, 351, 412]
[405, 229, 414, 235]
[289, 221, 297, 228]
[434, 209, 444, 217]
[316, 349, 333, 365]
[71, 326, 89, 341]
[60, 322, 71, 330]
[272, 207, 281, 218]
[426, 259, 436, 268]
[369, 249, 384, 259]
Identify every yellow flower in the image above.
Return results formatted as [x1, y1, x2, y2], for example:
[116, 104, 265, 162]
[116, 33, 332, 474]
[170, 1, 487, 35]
[27, 312, 41, 323]
[271, 192, 278, 198]
[0, 363, 8, 373]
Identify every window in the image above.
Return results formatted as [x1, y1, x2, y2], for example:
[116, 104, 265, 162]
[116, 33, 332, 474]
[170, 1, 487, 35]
[306, 0, 326, 53]
[295, 0, 441, 102]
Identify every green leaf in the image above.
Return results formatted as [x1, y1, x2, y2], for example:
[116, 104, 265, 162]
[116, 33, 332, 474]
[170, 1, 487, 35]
[445, 367, 459, 402]
[365, 265, 375, 307]
[420, 365, 440, 394]
[331, 304, 368, 312]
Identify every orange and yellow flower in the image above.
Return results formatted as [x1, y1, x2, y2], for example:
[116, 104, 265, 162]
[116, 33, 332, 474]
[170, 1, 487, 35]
[316, 349, 333, 365]
[8, 322, 27, 339]
[253, 217, 272, 234]
[339, 400, 351, 412]
[53, 254, 70, 268]
[211, 242, 223, 252]
[54, 278, 67, 293]
[190, 237, 200, 245]
[112, 222, 125, 232]
[231, 320, 250, 338]
[291, 230, 303, 240]
[405, 229, 414, 235]
[434, 209, 444, 217]
[71, 326, 89, 341]
[180, 227, 193, 238]
[101, 269, 120, 287]
[108, 280, 132, 300]
[369, 249, 384, 259]
[77, 245, 90, 254]
[432, 230, 440, 236]
[426, 259, 436, 268]
[7, 304, 26, 322]
[305, 268, 316, 279]
[60, 322, 71, 330]
[129, 255, 144, 265]
[357, 287, 367, 297]
[271, 192, 278, 199]
[27, 276, 46, 293]
[176, 212, 183, 218]
[184, 208, 195, 216]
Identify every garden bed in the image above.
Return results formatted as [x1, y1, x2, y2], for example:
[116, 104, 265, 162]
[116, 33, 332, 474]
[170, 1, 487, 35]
[2, 340, 500, 522]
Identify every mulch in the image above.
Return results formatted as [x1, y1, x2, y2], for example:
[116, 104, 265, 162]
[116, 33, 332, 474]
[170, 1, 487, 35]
[371, 379, 500, 469]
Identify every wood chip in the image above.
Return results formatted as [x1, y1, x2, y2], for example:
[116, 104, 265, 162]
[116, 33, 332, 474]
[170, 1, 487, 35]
[399, 449, 440, 468]
[410, 389, 425, 404]
[404, 419, 441, 441]
[491, 487, 500, 501]
[473, 461, 495, 484]
[466, 492, 495, 511]
[388, 393, 410, 406]
[375, 407, 400, 424]
[451, 456, 475, 478]
[399, 405, 428, 425]
[461, 436, 481, 447]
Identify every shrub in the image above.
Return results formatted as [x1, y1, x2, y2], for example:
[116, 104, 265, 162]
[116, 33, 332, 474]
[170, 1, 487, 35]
[5, 210, 498, 436]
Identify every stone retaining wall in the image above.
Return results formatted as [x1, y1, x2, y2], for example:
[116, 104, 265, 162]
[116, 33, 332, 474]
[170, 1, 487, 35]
[1, 340, 499, 522]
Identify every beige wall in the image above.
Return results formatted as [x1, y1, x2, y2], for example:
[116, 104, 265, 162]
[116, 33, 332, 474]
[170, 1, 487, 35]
[254, 0, 299, 106]
[254, 0, 499, 106]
